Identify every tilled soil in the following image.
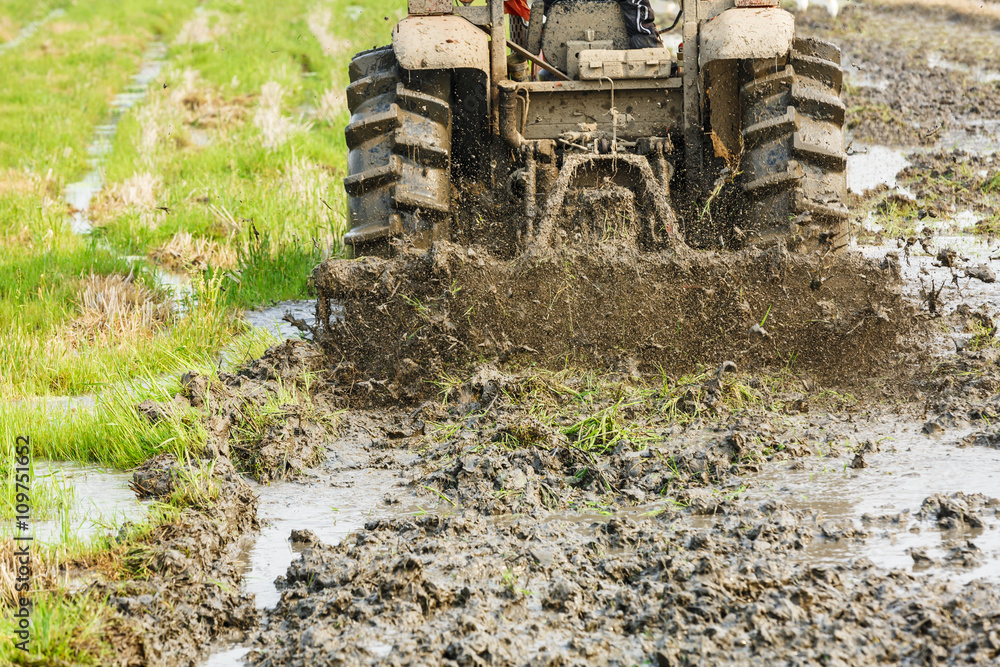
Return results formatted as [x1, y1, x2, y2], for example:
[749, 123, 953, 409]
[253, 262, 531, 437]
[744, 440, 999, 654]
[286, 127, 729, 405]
[101, 456, 259, 666]
[81, 4, 1000, 666]
[226, 336, 1000, 666]
[799, 3, 1000, 148]
[247, 497, 1000, 667]
[232, 5, 1000, 666]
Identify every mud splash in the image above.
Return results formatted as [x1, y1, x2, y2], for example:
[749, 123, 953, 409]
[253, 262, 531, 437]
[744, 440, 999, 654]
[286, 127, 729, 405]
[243, 300, 325, 341]
[312, 241, 912, 403]
[857, 232, 1000, 352]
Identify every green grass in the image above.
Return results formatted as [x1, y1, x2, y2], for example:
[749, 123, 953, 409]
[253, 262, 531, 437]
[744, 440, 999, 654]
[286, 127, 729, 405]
[211, 225, 325, 309]
[563, 396, 657, 453]
[0, 0, 199, 178]
[983, 170, 1000, 194]
[0, 0, 382, 657]
[0, 454, 240, 665]
[0, 322, 278, 472]
[2, 0, 395, 399]
[0, 227, 134, 339]
[96, 0, 405, 255]
[0, 591, 116, 666]
[1, 270, 234, 398]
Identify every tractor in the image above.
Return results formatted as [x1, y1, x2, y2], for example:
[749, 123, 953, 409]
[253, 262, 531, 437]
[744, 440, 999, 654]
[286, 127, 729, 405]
[341, 0, 848, 257]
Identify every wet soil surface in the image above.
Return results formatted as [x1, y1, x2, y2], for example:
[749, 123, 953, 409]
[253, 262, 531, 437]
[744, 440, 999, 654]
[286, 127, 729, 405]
[103, 455, 259, 666]
[228, 6, 1000, 666]
[30, 461, 148, 543]
[62, 4, 1000, 666]
[799, 3, 1000, 149]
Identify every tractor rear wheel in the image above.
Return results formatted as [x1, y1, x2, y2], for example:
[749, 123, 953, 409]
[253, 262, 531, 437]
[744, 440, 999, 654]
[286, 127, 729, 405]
[343, 47, 452, 255]
[739, 37, 849, 251]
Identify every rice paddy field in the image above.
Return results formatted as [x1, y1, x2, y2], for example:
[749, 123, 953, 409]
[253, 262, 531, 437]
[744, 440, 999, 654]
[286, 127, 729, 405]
[3, 0, 1000, 665]
[0, 0, 396, 661]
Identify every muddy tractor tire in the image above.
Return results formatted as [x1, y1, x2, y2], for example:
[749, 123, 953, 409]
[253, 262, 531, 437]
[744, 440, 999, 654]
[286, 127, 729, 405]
[343, 47, 452, 254]
[739, 37, 849, 251]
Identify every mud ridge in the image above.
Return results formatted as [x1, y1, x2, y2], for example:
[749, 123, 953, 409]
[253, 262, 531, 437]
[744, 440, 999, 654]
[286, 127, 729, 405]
[138, 340, 336, 483]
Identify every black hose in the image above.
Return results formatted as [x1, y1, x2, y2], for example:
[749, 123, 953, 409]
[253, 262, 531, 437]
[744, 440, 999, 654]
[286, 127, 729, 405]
[659, 9, 682, 33]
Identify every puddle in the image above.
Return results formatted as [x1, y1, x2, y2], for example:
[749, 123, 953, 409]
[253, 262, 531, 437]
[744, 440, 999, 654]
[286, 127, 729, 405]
[0, 8, 65, 53]
[927, 51, 1000, 84]
[202, 646, 251, 667]
[20, 461, 148, 545]
[847, 145, 911, 194]
[856, 230, 1000, 355]
[243, 300, 316, 340]
[748, 420, 1000, 583]
[937, 119, 1000, 154]
[243, 299, 345, 340]
[949, 210, 980, 232]
[199, 440, 418, 666]
[235, 467, 407, 610]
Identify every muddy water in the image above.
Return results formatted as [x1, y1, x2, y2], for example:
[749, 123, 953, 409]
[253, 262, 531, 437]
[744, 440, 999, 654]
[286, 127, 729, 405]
[859, 233, 1000, 316]
[747, 419, 1000, 583]
[939, 119, 1000, 154]
[243, 300, 316, 340]
[201, 451, 417, 666]
[846, 144, 910, 194]
[28, 461, 148, 544]
[237, 468, 408, 610]
[242, 299, 345, 340]
[927, 51, 1000, 85]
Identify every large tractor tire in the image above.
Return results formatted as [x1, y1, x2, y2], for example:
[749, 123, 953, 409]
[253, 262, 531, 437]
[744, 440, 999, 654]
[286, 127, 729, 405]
[739, 37, 849, 251]
[343, 47, 452, 255]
